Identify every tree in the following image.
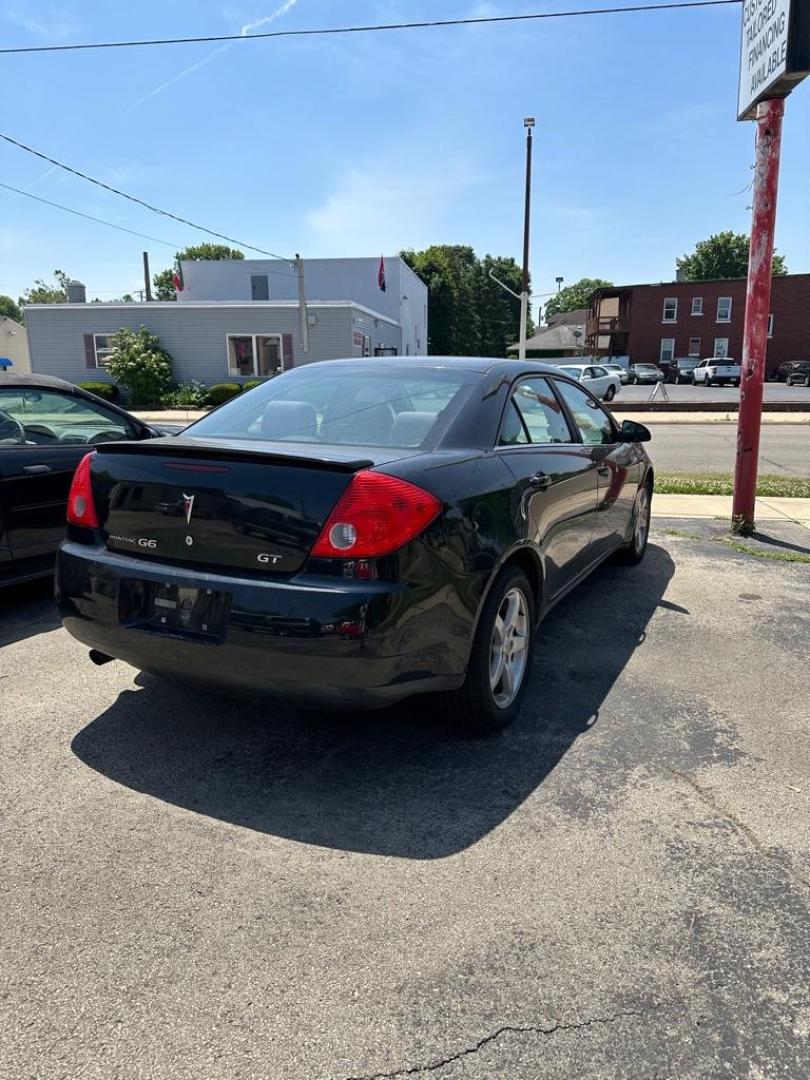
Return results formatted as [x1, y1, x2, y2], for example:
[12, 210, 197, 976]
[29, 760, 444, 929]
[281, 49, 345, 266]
[544, 278, 613, 319]
[19, 269, 71, 306]
[0, 295, 23, 323]
[401, 246, 531, 356]
[104, 326, 174, 406]
[677, 231, 787, 281]
[153, 243, 245, 301]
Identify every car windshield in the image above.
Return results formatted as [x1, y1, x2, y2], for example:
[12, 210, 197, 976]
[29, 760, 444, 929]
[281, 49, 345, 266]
[186, 365, 479, 449]
[558, 367, 582, 378]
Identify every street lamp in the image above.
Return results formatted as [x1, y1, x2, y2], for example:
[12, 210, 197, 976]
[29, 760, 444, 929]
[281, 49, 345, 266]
[555, 276, 564, 293]
[518, 117, 535, 361]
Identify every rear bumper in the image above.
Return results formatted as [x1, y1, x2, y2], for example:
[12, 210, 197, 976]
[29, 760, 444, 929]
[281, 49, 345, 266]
[56, 542, 469, 709]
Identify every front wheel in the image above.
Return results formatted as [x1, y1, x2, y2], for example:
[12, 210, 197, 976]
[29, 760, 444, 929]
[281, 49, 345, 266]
[442, 565, 536, 734]
[604, 384, 616, 402]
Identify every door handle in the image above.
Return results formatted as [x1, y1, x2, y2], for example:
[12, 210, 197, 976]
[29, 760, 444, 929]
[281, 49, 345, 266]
[529, 472, 552, 490]
[23, 464, 52, 475]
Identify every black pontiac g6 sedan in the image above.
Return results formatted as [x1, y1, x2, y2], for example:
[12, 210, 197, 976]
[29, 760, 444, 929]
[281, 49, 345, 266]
[56, 358, 654, 732]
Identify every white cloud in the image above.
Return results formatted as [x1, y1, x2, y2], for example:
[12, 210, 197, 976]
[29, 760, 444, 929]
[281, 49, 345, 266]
[305, 158, 490, 256]
[4, 6, 79, 40]
[125, 0, 300, 113]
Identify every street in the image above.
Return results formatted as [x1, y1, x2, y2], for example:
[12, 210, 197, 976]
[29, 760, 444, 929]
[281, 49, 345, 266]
[644, 423, 810, 476]
[2, 524, 809, 1079]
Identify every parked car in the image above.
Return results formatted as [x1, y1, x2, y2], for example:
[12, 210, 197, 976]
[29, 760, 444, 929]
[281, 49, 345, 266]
[692, 357, 741, 387]
[785, 362, 810, 387]
[601, 363, 630, 385]
[0, 373, 171, 587]
[57, 358, 654, 733]
[556, 363, 622, 402]
[628, 364, 664, 385]
[669, 358, 699, 384]
[775, 361, 801, 382]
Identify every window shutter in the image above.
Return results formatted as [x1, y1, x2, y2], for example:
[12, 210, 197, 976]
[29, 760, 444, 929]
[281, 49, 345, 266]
[282, 333, 294, 368]
[83, 334, 97, 368]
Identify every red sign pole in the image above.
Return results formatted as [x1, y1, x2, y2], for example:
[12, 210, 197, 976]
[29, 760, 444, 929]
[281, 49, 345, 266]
[732, 97, 785, 536]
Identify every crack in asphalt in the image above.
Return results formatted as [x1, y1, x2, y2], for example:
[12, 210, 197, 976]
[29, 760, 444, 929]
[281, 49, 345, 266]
[341, 1001, 679, 1079]
[665, 767, 810, 895]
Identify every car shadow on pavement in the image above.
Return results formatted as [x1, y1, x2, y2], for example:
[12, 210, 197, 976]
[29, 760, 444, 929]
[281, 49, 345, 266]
[0, 577, 60, 648]
[71, 545, 675, 859]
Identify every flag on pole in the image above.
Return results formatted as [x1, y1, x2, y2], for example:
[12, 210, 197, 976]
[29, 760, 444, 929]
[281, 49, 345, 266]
[378, 255, 386, 292]
[172, 260, 184, 292]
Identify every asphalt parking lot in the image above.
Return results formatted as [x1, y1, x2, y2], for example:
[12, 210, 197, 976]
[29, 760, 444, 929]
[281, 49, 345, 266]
[2, 526, 809, 1079]
[616, 382, 810, 404]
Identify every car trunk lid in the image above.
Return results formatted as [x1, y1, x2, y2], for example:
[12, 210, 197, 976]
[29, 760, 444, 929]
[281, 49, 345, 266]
[90, 437, 416, 574]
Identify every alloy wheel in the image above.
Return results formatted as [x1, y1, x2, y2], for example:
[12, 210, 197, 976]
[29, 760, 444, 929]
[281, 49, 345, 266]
[635, 487, 650, 553]
[489, 588, 530, 709]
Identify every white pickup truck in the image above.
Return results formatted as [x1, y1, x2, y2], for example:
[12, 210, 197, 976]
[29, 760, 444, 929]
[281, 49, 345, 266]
[692, 357, 741, 387]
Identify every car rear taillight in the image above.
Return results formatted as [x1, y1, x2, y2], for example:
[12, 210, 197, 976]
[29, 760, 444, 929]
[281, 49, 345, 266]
[66, 451, 99, 528]
[311, 471, 441, 559]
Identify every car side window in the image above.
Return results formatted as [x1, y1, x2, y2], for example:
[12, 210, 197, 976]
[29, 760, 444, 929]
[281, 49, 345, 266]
[500, 377, 573, 446]
[593, 366, 608, 378]
[553, 379, 617, 446]
[499, 401, 529, 445]
[0, 388, 137, 447]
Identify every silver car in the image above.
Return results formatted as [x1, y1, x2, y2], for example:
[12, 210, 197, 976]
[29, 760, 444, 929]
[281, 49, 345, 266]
[557, 363, 622, 402]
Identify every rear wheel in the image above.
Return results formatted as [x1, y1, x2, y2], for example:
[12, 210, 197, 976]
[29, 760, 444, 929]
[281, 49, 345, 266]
[604, 384, 616, 402]
[616, 482, 652, 565]
[442, 565, 535, 734]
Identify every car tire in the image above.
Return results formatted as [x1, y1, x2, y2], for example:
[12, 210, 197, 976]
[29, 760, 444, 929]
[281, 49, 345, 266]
[441, 564, 536, 735]
[805, 376, 810, 387]
[604, 385, 616, 402]
[616, 481, 652, 566]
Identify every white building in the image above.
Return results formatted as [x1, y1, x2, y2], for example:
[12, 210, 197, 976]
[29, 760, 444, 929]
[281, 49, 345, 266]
[178, 256, 428, 357]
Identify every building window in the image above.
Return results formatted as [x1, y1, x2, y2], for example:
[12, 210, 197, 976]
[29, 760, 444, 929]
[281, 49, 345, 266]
[688, 337, 701, 357]
[662, 298, 678, 322]
[691, 297, 703, 315]
[93, 334, 116, 367]
[660, 338, 675, 363]
[250, 275, 269, 301]
[716, 297, 732, 322]
[713, 338, 729, 358]
[227, 333, 282, 376]
[768, 313, 774, 338]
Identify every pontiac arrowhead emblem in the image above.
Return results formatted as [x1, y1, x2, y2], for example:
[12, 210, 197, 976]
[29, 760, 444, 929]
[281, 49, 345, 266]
[182, 493, 195, 526]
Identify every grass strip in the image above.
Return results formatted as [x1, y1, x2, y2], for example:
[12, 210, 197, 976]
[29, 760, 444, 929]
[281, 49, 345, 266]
[655, 473, 810, 498]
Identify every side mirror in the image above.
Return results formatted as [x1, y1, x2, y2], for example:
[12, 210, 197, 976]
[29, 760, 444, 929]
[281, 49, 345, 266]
[619, 419, 651, 443]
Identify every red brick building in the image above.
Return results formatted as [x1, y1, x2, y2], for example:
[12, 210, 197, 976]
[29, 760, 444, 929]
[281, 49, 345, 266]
[586, 274, 810, 376]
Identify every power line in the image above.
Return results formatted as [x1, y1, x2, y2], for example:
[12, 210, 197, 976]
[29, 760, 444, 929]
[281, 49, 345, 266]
[0, 1, 742, 55]
[0, 133, 292, 259]
[0, 180, 182, 248]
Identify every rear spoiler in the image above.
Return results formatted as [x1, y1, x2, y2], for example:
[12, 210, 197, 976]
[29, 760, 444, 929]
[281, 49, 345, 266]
[94, 437, 373, 473]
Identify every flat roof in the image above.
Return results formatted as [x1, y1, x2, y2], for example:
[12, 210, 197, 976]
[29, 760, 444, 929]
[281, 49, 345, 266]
[23, 299, 400, 325]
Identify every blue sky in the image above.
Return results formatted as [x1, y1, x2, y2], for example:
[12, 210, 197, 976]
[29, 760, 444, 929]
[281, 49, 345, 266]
[1, 0, 808, 316]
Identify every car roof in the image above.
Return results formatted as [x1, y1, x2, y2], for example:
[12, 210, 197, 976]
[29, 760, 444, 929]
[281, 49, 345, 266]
[289, 356, 576, 378]
[0, 371, 82, 391]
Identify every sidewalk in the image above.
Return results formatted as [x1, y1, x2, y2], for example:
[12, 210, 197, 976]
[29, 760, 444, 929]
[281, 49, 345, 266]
[652, 494, 810, 526]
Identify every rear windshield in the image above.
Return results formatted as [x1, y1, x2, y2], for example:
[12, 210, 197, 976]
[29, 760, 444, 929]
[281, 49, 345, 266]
[186, 365, 479, 449]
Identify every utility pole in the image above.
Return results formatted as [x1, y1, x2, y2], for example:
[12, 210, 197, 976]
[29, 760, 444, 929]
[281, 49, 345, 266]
[142, 252, 152, 302]
[732, 99, 784, 534]
[294, 254, 309, 353]
[518, 117, 535, 361]
[730, 0, 810, 534]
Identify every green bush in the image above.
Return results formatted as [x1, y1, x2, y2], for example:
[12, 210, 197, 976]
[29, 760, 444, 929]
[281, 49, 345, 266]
[77, 381, 120, 403]
[241, 379, 271, 393]
[104, 326, 174, 407]
[206, 382, 243, 407]
[161, 380, 208, 409]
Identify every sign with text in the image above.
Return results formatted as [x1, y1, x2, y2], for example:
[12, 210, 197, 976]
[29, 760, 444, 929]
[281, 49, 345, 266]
[738, 0, 810, 120]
